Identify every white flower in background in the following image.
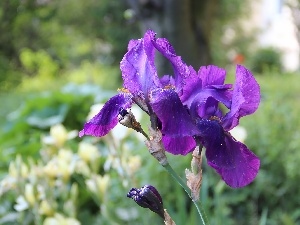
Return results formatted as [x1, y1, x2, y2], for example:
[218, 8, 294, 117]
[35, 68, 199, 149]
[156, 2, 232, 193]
[14, 195, 29, 212]
[230, 126, 247, 143]
[43, 213, 80, 225]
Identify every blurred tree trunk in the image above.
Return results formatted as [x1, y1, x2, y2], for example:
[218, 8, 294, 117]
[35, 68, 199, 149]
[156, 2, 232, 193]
[126, 0, 218, 74]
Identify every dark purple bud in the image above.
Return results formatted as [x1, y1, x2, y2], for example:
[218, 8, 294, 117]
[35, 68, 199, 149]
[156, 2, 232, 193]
[127, 185, 164, 218]
[119, 107, 129, 118]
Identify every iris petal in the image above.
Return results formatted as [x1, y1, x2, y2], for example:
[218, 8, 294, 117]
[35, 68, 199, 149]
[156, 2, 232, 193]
[152, 37, 191, 93]
[222, 65, 260, 130]
[207, 136, 260, 188]
[197, 119, 259, 188]
[162, 136, 196, 155]
[150, 88, 199, 137]
[120, 30, 160, 97]
[199, 65, 227, 87]
[79, 93, 132, 137]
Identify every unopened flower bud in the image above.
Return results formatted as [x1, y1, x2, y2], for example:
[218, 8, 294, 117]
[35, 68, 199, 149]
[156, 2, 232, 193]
[118, 108, 143, 133]
[127, 185, 164, 218]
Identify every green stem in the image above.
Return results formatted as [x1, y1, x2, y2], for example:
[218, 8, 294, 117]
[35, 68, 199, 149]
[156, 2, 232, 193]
[163, 163, 210, 225]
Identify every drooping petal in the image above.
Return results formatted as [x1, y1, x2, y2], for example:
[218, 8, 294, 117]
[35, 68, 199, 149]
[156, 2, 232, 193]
[150, 88, 199, 137]
[121, 30, 160, 97]
[152, 37, 191, 93]
[197, 119, 259, 188]
[207, 136, 260, 188]
[162, 136, 196, 155]
[222, 65, 260, 131]
[79, 93, 132, 137]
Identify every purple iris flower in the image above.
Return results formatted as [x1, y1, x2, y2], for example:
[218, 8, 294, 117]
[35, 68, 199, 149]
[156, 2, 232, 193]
[79, 30, 260, 188]
[79, 30, 198, 143]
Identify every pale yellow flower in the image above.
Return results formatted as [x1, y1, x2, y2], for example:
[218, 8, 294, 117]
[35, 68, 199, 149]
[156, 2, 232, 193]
[85, 174, 110, 200]
[42, 124, 78, 147]
[74, 160, 91, 177]
[44, 159, 59, 179]
[50, 124, 68, 147]
[126, 155, 142, 176]
[24, 183, 36, 206]
[78, 142, 100, 163]
[39, 200, 54, 216]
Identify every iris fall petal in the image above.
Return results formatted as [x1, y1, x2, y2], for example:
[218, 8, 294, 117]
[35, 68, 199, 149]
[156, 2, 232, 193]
[79, 93, 132, 137]
[162, 136, 196, 155]
[150, 88, 199, 137]
[207, 136, 260, 188]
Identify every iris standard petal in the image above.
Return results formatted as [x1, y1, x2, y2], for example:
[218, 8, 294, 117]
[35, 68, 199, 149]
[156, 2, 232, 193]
[120, 30, 160, 97]
[162, 136, 196, 155]
[180, 66, 202, 103]
[79, 93, 132, 137]
[207, 136, 260, 188]
[150, 88, 199, 137]
[222, 65, 260, 131]
[152, 37, 191, 93]
[199, 65, 227, 87]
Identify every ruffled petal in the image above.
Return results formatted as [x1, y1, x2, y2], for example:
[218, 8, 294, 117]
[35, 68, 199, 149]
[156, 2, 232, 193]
[199, 65, 227, 87]
[79, 93, 132, 137]
[162, 136, 196, 155]
[222, 65, 260, 130]
[152, 37, 191, 93]
[121, 30, 160, 97]
[150, 88, 199, 137]
[207, 136, 260, 188]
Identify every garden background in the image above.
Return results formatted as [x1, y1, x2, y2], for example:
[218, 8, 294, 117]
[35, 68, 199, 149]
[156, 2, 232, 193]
[0, 0, 300, 225]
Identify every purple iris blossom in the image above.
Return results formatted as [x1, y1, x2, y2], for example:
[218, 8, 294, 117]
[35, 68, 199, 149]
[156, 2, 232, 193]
[79, 30, 261, 188]
[79, 30, 199, 149]
[184, 65, 260, 188]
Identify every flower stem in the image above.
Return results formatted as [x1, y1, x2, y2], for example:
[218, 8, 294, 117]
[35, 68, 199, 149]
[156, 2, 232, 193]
[163, 163, 209, 225]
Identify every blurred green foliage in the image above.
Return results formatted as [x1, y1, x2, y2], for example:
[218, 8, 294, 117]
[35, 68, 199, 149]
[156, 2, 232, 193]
[0, 0, 139, 91]
[249, 47, 283, 74]
[0, 73, 300, 224]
